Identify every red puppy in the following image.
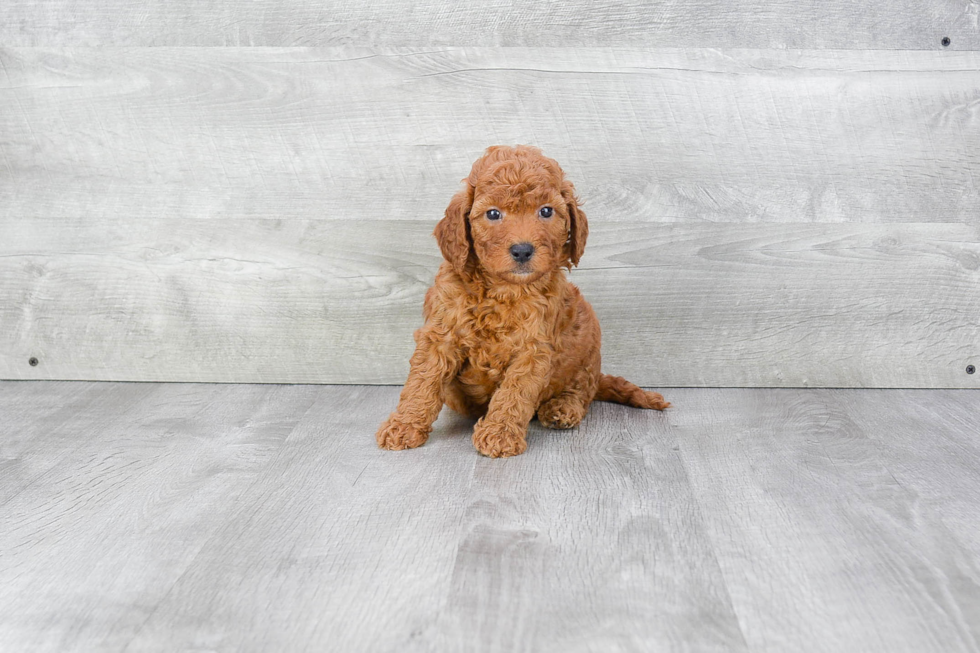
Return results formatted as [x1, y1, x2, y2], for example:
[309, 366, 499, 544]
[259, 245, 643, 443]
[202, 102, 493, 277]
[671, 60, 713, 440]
[377, 145, 669, 457]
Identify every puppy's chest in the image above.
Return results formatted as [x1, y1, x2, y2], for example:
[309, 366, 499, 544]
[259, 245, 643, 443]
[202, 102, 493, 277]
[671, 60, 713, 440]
[456, 298, 549, 371]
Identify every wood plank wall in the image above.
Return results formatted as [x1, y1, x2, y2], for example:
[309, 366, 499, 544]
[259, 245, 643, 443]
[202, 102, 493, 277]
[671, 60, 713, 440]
[1, 3, 978, 387]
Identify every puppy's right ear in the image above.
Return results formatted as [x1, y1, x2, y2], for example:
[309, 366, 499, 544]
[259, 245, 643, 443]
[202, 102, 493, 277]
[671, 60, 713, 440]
[434, 181, 474, 273]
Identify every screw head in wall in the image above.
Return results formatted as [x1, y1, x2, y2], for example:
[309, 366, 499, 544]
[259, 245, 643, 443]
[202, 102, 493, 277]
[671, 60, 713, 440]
[29, 357, 39, 367]
[968, 365, 976, 375]
[942, 36, 951, 47]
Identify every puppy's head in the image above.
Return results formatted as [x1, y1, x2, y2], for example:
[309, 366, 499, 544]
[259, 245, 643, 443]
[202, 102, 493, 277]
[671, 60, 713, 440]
[434, 145, 588, 284]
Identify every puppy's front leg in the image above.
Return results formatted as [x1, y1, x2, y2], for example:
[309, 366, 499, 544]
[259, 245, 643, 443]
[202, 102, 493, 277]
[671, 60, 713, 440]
[377, 328, 459, 451]
[472, 348, 551, 458]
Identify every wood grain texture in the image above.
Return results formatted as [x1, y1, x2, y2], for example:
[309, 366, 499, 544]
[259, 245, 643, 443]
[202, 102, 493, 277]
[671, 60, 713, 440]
[669, 387, 980, 652]
[124, 385, 478, 652]
[423, 400, 745, 652]
[1, 0, 978, 48]
[0, 382, 321, 651]
[2, 383, 980, 652]
[2, 47, 979, 226]
[842, 389, 980, 589]
[0, 381, 156, 503]
[1, 217, 977, 387]
[3, 47, 979, 386]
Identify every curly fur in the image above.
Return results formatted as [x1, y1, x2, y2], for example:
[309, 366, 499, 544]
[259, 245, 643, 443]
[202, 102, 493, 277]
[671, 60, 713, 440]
[377, 145, 669, 458]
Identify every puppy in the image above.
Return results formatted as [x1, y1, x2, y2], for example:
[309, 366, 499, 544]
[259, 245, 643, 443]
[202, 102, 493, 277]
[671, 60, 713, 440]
[377, 145, 669, 458]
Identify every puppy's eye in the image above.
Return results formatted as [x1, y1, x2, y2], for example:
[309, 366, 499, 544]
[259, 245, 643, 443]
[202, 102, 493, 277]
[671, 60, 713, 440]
[486, 209, 502, 221]
[539, 206, 554, 218]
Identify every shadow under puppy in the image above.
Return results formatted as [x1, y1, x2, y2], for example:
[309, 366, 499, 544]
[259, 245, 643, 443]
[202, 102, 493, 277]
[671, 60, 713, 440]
[377, 145, 670, 458]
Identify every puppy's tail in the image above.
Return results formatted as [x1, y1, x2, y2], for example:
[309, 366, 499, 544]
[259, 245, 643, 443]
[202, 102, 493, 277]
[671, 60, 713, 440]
[595, 374, 671, 410]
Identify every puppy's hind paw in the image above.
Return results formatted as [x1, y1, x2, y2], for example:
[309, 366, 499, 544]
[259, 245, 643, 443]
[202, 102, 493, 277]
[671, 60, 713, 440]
[376, 416, 429, 451]
[537, 396, 586, 430]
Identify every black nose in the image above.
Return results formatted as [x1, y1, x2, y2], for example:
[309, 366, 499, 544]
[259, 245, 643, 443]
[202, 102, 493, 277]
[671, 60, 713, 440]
[510, 242, 535, 263]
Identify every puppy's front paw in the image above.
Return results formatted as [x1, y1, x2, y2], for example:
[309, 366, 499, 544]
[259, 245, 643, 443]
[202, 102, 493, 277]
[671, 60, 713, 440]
[376, 416, 429, 451]
[472, 420, 528, 458]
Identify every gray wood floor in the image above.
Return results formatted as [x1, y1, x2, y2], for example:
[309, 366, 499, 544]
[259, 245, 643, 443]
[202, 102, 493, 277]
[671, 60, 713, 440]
[1, 382, 978, 652]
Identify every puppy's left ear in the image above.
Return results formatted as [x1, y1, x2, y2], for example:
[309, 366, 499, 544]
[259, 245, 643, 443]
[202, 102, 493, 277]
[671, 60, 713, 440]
[561, 179, 589, 267]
